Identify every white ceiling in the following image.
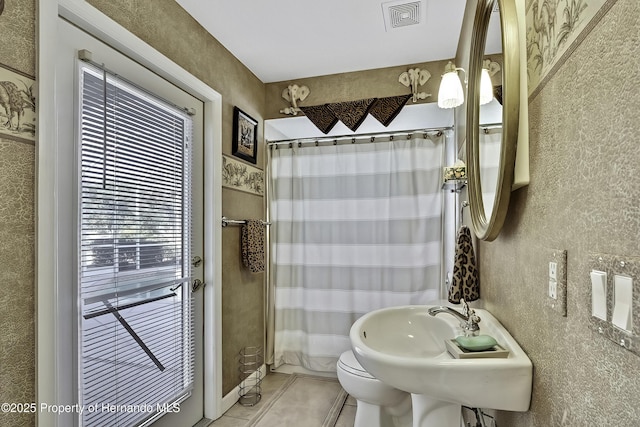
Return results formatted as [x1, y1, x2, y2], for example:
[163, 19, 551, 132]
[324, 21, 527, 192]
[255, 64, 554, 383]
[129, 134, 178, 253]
[174, 0, 468, 83]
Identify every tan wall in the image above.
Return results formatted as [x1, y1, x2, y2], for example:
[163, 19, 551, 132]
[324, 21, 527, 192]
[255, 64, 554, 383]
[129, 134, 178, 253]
[474, 0, 640, 424]
[265, 60, 452, 120]
[0, 0, 36, 426]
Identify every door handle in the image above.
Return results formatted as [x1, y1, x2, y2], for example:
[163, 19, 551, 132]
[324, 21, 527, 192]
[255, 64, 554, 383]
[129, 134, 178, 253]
[191, 279, 205, 293]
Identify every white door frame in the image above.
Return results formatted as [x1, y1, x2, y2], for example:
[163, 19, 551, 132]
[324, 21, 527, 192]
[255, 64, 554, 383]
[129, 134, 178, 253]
[37, 1, 223, 425]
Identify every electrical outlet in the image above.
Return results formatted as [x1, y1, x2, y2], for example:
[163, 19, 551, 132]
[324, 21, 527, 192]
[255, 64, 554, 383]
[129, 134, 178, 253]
[548, 261, 558, 300]
[549, 262, 557, 281]
[546, 249, 567, 316]
[549, 280, 557, 299]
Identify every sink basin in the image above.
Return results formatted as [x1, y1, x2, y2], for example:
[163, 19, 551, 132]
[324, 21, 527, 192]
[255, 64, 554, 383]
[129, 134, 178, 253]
[350, 305, 532, 426]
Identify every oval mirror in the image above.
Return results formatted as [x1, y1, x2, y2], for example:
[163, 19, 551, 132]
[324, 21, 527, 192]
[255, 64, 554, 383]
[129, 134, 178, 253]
[466, 0, 520, 241]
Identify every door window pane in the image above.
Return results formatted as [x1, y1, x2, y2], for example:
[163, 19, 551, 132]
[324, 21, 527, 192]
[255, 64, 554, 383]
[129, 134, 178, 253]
[79, 64, 194, 427]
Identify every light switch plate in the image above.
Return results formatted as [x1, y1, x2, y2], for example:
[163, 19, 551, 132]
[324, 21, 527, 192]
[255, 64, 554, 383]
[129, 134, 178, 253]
[545, 249, 567, 316]
[589, 254, 640, 358]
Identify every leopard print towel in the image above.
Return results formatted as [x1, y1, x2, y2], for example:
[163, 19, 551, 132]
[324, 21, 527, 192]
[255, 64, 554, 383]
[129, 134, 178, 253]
[448, 225, 479, 303]
[242, 220, 265, 273]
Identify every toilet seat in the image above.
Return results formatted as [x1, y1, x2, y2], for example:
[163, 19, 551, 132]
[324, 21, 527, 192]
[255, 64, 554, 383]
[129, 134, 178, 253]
[337, 350, 375, 379]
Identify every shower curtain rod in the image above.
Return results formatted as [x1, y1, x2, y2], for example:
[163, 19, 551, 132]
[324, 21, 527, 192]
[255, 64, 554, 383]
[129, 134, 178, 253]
[267, 126, 453, 146]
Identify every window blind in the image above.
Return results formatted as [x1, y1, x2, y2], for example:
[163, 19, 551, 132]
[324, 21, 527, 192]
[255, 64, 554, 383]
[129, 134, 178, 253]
[79, 64, 194, 427]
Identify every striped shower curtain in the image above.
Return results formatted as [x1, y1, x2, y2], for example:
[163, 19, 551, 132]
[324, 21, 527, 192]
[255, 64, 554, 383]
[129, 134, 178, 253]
[268, 134, 444, 372]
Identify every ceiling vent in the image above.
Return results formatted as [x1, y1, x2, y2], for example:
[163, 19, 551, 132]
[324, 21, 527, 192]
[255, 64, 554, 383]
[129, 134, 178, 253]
[382, 0, 423, 31]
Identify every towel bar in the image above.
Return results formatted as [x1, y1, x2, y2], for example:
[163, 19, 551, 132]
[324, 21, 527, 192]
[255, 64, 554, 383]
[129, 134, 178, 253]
[221, 216, 270, 227]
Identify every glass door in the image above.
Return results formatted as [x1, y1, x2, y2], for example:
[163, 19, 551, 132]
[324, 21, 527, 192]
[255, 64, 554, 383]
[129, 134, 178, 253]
[58, 19, 205, 427]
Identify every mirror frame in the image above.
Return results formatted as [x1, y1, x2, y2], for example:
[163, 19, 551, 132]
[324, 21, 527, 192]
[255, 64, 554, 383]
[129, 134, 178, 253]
[466, 0, 520, 241]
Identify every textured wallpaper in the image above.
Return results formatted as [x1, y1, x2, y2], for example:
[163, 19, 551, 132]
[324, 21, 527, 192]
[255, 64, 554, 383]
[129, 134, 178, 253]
[0, 0, 35, 74]
[0, 0, 35, 426]
[480, 0, 640, 425]
[0, 140, 35, 427]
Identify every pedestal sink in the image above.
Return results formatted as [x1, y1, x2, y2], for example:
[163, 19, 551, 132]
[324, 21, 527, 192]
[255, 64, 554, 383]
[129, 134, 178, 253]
[350, 305, 532, 427]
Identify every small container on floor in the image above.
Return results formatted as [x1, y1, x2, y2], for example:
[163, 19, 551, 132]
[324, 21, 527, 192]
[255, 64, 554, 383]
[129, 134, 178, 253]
[238, 346, 263, 406]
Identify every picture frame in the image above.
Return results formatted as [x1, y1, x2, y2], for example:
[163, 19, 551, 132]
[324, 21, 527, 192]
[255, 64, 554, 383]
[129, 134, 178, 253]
[0, 63, 36, 144]
[222, 155, 264, 196]
[232, 106, 258, 164]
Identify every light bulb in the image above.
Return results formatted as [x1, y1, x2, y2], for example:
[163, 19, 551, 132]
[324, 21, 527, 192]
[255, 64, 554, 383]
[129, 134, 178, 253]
[479, 68, 494, 105]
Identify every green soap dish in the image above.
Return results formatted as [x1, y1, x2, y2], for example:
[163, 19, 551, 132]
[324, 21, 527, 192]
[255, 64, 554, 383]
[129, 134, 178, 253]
[455, 335, 498, 352]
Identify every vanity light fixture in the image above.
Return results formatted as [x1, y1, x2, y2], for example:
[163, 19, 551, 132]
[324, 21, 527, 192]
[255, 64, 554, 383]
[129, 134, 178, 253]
[437, 61, 465, 109]
[437, 61, 494, 109]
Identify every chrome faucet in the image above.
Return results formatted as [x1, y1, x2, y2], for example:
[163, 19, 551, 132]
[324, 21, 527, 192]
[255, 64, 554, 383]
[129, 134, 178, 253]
[428, 299, 481, 336]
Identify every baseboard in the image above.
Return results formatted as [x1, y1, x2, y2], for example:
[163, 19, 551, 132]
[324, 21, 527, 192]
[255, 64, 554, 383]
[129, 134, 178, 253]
[269, 363, 337, 378]
[220, 364, 267, 414]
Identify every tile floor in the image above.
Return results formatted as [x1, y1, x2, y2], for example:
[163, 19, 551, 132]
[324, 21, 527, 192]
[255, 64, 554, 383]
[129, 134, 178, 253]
[208, 373, 356, 427]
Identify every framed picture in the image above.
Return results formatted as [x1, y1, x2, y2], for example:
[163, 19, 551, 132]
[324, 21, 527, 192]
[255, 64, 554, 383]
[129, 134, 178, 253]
[0, 63, 36, 144]
[222, 155, 264, 196]
[232, 106, 258, 164]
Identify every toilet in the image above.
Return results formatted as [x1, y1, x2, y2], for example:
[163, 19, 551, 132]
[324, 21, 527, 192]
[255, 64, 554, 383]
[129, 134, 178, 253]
[337, 350, 412, 427]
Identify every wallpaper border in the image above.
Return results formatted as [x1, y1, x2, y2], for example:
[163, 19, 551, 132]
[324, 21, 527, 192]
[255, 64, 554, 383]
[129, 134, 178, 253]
[528, 0, 620, 102]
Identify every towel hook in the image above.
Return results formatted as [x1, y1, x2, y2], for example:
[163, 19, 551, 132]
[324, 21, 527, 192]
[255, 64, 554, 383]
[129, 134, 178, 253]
[460, 201, 469, 221]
